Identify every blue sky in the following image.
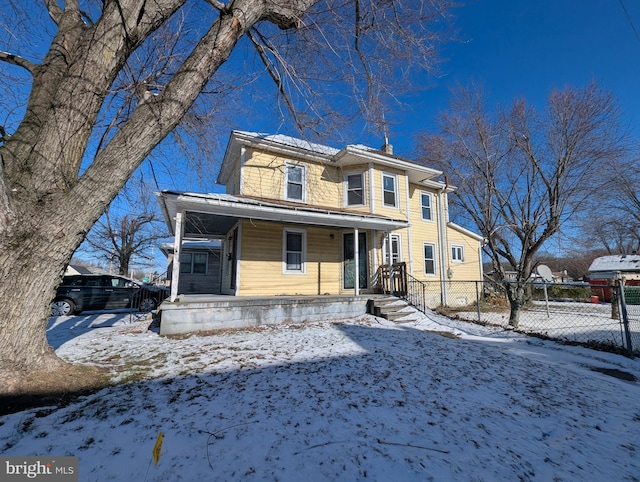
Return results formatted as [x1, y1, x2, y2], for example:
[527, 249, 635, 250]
[323, 0, 640, 157]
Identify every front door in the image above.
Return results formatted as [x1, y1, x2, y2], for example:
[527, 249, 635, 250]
[383, 234, 401, 265]
[343, 232, 368, 290]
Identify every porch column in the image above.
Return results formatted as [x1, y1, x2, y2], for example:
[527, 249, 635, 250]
[170, 211, 184, 302]
[354, 227, 359, 296]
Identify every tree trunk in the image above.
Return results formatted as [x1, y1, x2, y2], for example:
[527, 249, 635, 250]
[505, 282, 528, 329]
[0, 183, 107, 390]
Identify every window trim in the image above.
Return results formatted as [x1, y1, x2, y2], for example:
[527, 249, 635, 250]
[451, 244, 464, 263]
[344, 171, 366, 207]
[381, 172, 399, 208]
[420, 191, 433, 221]
[284, 163, 306, 202]
[423, 242, 437, 276]
[282, 228, 307, 274]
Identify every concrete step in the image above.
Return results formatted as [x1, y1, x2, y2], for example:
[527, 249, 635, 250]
[368, 297, 417, 324]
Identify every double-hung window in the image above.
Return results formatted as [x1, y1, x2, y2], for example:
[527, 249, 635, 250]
[283, 229, 306, 274]
[382, 173, 398, 208]
[424, 243, 436, 276]
[285, 164, 305, 202]
[421, 192, 433, 221]
[451, 245, 464, 263]
[345, 172, 365, 206]
[179, 252, 208, 274]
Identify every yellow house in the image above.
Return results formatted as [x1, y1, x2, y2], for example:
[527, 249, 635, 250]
[157, 130, 483, 306]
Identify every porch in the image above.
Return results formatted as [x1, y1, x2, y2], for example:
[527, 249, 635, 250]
[158, 294, 393, 335]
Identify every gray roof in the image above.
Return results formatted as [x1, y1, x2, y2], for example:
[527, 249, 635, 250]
[588, 255, 640, 273]
[234, 131, 340, 156]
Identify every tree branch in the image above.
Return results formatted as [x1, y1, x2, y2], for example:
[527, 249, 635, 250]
[247, 28, 304, 131]
[44, 0, 64, 25]
[204, 0, 228, 11]
[0, 51, 36, 74]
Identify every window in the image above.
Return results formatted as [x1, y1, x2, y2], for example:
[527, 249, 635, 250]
[345, 172, 365, 206]
[285, 164, 305, 201]
[179, 252, 208, 274]
[451, 245, 464, 263]
[382, 173, 398, 207]
[283, 229, 306, 273]
[421, 192, 433, 221]
[424, 243, 436, 275]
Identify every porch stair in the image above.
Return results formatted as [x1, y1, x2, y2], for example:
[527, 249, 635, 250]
[368, 297, 417, 324]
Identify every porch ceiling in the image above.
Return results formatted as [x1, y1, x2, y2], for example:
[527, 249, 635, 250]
[157, 190, 409, 236]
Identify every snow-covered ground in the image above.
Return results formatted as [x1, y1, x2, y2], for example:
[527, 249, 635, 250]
[2, 308, 640, 481]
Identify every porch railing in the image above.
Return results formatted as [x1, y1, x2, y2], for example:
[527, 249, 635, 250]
[375, 263, 408, 297]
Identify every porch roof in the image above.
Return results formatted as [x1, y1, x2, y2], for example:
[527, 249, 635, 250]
[156, 190, 409, 237]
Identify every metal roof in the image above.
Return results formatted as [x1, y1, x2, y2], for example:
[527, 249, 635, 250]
[156, 190, 409, 237]
[588, 255, 640, 273]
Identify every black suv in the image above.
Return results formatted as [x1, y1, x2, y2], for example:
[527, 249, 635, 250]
[51, 274, 169, 316]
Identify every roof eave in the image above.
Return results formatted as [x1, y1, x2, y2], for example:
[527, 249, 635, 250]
[159, 191, 409, 232]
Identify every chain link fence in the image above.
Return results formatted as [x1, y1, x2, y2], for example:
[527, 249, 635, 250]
[406, 279, 640, 356]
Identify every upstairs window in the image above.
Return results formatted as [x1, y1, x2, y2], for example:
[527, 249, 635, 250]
[285, 164, 305, 201]
[451, 245, 464, 263]
[346, 172, 365, 206]
[382, 173, 398, 208]
[421, 192, 433, 221]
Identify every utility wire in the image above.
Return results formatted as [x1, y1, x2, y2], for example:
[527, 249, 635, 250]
[618, 0, 640, 48]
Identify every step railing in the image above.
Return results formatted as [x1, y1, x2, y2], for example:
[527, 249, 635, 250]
[375, 263, 431, 315]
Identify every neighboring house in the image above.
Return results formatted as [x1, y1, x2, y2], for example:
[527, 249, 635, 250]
[159, 241, 222, 294]
[64, 264, 108, 276]
[588, 254, 640, 302]
[588, 254, 640, 281]
[156, 131, 483, 306]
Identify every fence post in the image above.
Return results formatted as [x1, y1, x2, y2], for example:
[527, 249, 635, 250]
[617, 279, 633, 357]
[475, 281, 481, 322]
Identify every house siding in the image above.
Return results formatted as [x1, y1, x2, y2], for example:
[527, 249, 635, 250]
[241, 149, 343, 206]
[237, 219, 343, 296]
[446, 227, 483, 280]
[407, 184, 441, 280]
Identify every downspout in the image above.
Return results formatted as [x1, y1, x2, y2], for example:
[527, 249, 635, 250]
[404, 173, 413, 276]
[437, 185, 449, 306]
[170, 211, 185, 302]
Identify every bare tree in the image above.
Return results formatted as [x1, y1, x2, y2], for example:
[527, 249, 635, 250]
[577, 158, 640, 254]
[81, 172, 169, 276]
[417, 82, 628, 327]
[84, 209, 167, 276]
[0, 0, 456, 384]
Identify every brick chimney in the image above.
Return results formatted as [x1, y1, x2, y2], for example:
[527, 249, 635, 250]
[381, 135, 393, 155]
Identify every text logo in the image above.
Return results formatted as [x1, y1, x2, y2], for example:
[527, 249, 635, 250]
[0, 457, 78, 481]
